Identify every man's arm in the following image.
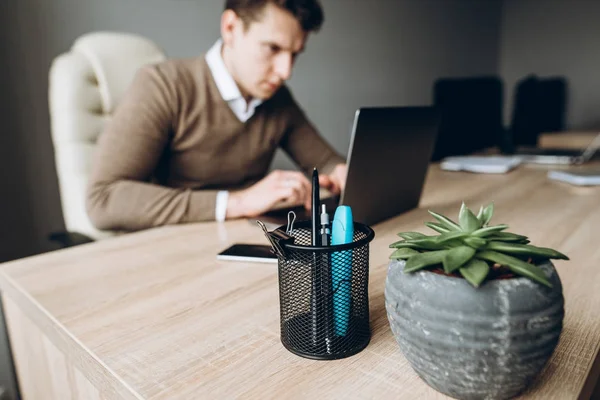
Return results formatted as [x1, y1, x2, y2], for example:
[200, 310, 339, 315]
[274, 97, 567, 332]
[86, 65, 219, 231]
[278, 88, 346, 177]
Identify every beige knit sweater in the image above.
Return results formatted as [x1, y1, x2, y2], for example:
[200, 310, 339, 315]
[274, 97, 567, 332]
[86, 57, 344, 231]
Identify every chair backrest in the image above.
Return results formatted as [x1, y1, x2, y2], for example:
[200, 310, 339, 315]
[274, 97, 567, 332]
[431, 76, 505, 161]
[510, 75, 567, 147]
[49, 31, 167, 240]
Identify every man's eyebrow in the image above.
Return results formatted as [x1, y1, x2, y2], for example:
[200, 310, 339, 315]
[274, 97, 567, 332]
[261, 40, 304, 54]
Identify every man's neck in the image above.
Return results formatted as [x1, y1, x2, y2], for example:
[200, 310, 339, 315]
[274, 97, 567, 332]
[221, 45, 253, 105]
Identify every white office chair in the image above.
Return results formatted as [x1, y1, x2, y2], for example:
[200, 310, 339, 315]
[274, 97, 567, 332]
[48, 31, 167, 246]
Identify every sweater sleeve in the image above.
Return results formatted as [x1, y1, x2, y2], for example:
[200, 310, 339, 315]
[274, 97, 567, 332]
[86, 65, 218, 231]
[278, 87, 346, 175]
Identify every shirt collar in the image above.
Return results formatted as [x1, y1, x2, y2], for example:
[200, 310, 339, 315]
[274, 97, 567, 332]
[205, 39, 263, 108]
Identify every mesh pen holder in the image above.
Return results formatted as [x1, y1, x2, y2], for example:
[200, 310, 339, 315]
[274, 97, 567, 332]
[275, 220, 375, 360]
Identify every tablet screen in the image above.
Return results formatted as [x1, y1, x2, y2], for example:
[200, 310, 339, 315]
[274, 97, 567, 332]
[217, 244, 278, 263]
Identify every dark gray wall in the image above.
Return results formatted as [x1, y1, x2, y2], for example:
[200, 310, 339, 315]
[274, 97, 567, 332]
[282, 0, 503, 167]
[0, 1, 502, 398]
[0, 2, 40, 264]
[500, 0, 600, 129]
[0, 4, 37, 397]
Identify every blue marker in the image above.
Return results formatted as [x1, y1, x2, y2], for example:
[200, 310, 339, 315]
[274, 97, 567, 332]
[331, 205, 354, 336]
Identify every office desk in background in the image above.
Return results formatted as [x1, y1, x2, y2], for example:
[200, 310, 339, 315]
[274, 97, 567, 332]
[539, 131, 599, 149]
[0, 136, 599, 399]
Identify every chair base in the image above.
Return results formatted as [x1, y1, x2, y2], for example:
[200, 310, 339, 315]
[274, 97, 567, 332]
[48, 231, 95, 248]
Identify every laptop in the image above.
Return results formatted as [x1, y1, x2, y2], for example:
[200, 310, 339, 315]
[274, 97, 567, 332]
[514, 132, 600, 165]
[257, 106, 440, 227]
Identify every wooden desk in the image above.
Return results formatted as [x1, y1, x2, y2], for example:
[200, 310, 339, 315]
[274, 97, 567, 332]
[0, 166, 600, 400]
[539, 131, 599, 149]
[1, 162, 599, 399]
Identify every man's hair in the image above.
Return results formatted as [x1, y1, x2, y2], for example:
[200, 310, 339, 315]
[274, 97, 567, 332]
[225, 0, 324, 32]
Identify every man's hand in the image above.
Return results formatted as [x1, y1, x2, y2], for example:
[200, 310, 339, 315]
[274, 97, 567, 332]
[319, 163, 347, 195]
[226, 170, 312, 218]
[225, 164, 348, 219]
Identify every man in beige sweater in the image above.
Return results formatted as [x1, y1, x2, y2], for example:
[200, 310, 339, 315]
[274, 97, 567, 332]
[86, 0, 347, 231]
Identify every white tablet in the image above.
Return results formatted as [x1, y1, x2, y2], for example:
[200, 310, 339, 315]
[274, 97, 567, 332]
[440, 156, 522, 174]
[217, 244, 278, 264]
[548, 169, 600, 186]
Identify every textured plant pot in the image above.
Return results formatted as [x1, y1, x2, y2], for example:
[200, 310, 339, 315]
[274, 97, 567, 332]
[385, 259, 564, 400]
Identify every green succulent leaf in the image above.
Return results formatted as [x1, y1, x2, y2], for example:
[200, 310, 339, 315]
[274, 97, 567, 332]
[404, 250, 448, 273]
[459, 259, 490, 287]
[472, 224, 509, 237]
[391, 202, 568, 287]
[390, 247, 420, 259]
[476, 205, 484, 221]
[440, 239, 465, 249]
[485, 241, 569, 260]
[459, 203, 482, 232]
[425, 222, 450, 234]
[476, 251, 552, 287]
[397, 232, 429, 240]
[443, 246, 476, 273]
[462, 236, 488, 249]
[435, 231, 470, 244]
[480, 203, 494, 226]
[428, 210, 461, 232]
[486, 232, 529, 242]
[389, 240, 415, 249]
[389, 238, 444, 250]
[410, 238, 447, 250]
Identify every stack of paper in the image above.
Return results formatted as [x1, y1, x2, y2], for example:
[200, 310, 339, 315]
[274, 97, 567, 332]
[440, 156, 522, 174]
[548, 168, 600, 186]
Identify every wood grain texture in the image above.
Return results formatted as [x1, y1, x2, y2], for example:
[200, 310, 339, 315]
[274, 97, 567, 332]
[2, 295, 105, 400]
[0, 162, 599, 399]
[539, 131, 599, 149]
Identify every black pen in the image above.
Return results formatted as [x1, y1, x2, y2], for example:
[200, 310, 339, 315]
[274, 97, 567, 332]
[311, 168, 320, 246]
[310, 168, 320, 348]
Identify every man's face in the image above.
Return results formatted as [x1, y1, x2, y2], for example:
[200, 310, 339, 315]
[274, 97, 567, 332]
[222, 3, 307, 100]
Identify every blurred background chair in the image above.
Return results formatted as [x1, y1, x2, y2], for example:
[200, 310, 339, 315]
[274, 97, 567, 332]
[48, 31, 167, 247]
[509, 74, 567, 147]
[430, 76, 507, 161]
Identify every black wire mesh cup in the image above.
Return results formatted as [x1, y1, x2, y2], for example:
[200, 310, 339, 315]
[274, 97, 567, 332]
[275, 220, 375, 360]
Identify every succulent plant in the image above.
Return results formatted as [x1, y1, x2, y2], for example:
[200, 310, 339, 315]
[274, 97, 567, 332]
[389, 202, 568, 288]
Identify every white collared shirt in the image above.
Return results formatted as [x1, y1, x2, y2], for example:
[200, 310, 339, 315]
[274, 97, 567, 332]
[205, 39, 263, 221]
[205, 39, 263, 122]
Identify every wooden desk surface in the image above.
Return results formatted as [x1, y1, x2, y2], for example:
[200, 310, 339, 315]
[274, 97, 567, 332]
[539, 131, 599, 149]
[1, 162, 599, 399]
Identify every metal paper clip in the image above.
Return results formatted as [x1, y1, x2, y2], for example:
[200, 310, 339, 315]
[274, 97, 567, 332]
[286, 211, 296, 235]
[257, 220, 294, 259]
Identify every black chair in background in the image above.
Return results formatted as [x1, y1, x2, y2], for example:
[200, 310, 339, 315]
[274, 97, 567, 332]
[509, 75, 567, 147]
[431, 76, 507, 161]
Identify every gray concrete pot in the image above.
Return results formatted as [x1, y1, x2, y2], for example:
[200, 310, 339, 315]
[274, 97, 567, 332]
[385, 259, 564, 400]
